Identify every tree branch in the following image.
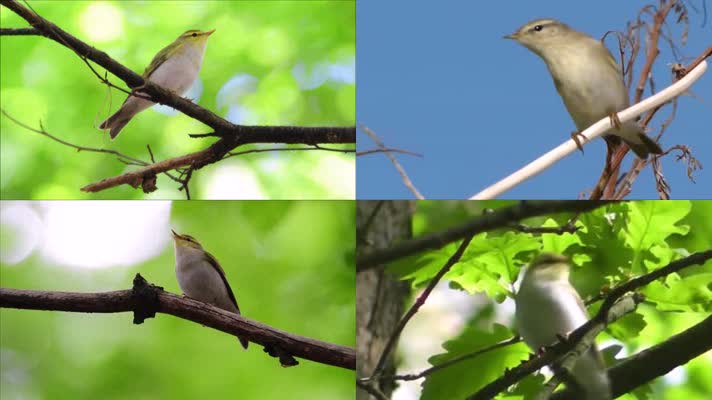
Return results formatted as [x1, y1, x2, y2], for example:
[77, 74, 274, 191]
[0, 0, 355, 193]
[360, 125, 424, 200]
[469, 57, 707, 199]
[0, 274, 355, 370]
[356, 200, 610, 271]
[467, 293, 642, 400]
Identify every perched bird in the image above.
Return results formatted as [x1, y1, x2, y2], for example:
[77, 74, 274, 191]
[100, 29, 215, 139]
[172, 229, 249, 349]
[515, 253, 611, 400]
[505, 19, 663, 159]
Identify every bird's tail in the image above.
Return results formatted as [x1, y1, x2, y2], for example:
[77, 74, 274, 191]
[616, 123, 664, 159]
[99, 109, 132, 140]
[571, 348, 612, 400]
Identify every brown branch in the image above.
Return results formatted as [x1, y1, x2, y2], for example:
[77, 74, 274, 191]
[0, 109, 187, 196]
[552, 315, 712, 399]
[0, 0, 355, 193]
[369, 234, 474, 379]
[467, 293, 643, 400]
[357, 201, 611, 271]
[0, 274, 355, 370]
[0, 27, 39, 35]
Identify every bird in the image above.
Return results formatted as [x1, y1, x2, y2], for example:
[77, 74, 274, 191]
[100, 29, 215, 139]
[505, 18, 663, 158]
[172, 229, 249, 349]
[515, 253, 611, 400]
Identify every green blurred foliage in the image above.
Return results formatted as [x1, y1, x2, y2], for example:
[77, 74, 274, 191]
[0, 1, 355, 199]
[396, 200, 712, 400]
[0, 200, 356, 399]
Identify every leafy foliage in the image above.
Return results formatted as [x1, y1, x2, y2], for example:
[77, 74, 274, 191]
[394, 201, 711, 399]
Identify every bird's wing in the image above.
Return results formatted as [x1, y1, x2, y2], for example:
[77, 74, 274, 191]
[141, 41, 176, 79]
[203, 250, 241, 314]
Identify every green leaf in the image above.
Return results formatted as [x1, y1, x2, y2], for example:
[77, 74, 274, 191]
[643, 272, 712, 312]
[421, 319, 530, 400]
[624, 201, 691, 254]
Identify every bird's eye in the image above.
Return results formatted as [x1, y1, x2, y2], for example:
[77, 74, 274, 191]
[533, 25, 543, 32]
[192, 32, 197, 37]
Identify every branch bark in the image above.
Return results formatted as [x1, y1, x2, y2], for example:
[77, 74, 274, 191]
[356, 200, 610, 270]
[552, 315, 712, 399]
[0, 274, 355, 370]
[0, 0, 355, 193]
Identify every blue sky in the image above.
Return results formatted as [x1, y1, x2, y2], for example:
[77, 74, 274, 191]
[357, 0, 711, 199]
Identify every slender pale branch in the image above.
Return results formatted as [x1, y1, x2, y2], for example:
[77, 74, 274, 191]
[360, 125, 424, 199]
[369, 235, 474, 379]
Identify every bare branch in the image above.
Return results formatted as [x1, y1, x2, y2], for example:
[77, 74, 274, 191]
[552, 315, 712, 399]
[356, 148, 423, 158]
[0, 274, 355, 370]
[369, 234, 474, 379]
[357, 201, 610, 271]
[360, 125, 424, 200]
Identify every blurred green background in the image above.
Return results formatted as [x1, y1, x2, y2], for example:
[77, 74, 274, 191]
[0, 200, 356, 399]
[0, 1, 355, 199]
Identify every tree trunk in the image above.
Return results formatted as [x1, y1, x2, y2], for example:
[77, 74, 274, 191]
[356, 201, 412, 400]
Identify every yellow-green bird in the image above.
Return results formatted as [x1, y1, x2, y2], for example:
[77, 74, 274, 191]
[172, 230, 249, 349]
[100, 29, 215, 139]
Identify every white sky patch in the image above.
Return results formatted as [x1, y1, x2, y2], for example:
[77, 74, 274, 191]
[203, 164, 266, 199]
[79, 2, 123, 43]
[0, 202, 43, 265]
[39, 201, 171, 269]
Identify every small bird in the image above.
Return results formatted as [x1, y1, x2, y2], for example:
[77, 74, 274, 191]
[172, 229, 249, 349]
[515, 253, 611, 400]
[100, 29, 215, 139]
[505, 19, 663, 159]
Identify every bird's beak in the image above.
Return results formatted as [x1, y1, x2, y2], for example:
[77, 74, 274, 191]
[204, 29, 216, 36]
[171, 229, 180, 239]
[503, 32, 518, 40]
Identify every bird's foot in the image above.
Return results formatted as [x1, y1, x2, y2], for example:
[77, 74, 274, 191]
[608, 112, 622, 130]
[570, 131, 587, 154]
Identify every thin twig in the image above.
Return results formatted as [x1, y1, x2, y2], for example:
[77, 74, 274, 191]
[369, 235, 475, 378]
[360, 125, 425, 199]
